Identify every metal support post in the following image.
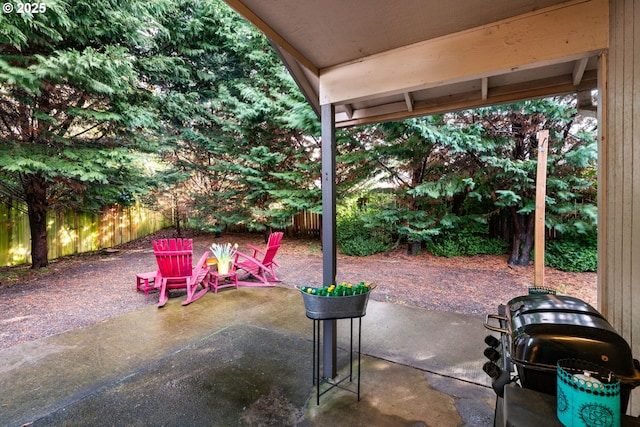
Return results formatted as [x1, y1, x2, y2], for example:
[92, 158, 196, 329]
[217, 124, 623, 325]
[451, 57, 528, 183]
[321, 103, 337, 379]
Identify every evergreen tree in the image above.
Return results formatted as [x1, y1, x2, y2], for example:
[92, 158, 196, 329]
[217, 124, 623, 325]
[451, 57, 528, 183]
[470, 97, 597, 265]
[0, 1, 167, 267]
[361, 96, 597, 265]
[143, 0, 321, 233]
[362, 116, 478, 254]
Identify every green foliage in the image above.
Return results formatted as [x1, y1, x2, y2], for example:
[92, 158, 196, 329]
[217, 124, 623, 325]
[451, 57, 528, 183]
[545, 234, 597, 272]
[350, 97, 598, 266]
[0, 0, 164, 207]
[141, 0, 321, 233]
[336, 202, 393, 256]
[426, 232, 509, 258]
[425, 218, 509, 258]
[0, 0, 171, 266]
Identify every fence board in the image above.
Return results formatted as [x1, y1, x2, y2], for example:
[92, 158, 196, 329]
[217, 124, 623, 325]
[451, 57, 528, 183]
[0, 203, 168, 267]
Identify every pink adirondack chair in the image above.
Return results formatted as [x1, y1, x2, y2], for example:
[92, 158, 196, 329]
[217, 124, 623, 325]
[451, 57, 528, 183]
[234, 232, 283, 286]
[153, 238, 210, 307]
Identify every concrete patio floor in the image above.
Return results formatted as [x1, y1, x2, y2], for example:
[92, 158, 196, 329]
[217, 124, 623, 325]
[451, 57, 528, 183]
[0, 287, 496, 426]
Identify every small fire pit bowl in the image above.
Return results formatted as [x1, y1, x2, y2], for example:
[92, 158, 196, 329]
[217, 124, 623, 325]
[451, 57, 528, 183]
[297, 285, 375, 320]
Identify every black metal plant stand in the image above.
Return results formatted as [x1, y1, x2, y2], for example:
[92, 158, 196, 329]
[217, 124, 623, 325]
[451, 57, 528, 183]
[311, 316, 362, 405]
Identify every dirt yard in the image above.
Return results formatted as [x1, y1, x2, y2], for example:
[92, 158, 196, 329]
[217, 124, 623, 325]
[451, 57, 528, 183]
[0, 228, 597, 349]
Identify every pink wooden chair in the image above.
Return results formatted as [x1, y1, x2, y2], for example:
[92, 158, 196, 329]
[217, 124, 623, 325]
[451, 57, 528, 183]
[153, 238, 210, 307]
[234, 232, 283, 286]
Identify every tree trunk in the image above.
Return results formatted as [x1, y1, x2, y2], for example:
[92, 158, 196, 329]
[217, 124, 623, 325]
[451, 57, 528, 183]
[263, 226, 273, 244]
[407, 240, 422, 255]
[508, 208, 535, 266]
[175, 215, 182, 237]
[173, 197, 183, 237]
[23, 174, 49, 269]
[520, 213, 535, 263]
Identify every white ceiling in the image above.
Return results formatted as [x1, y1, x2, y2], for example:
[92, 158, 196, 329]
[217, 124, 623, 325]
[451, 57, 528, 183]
[224, 0, 607, 126]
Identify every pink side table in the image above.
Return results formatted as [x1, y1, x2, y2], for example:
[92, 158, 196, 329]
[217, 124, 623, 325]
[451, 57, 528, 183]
[136, 271, 157, 295]
[209, 270, 239, 293]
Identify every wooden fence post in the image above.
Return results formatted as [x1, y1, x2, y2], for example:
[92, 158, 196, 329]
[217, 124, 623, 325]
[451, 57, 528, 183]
[534, 130, 549, 288]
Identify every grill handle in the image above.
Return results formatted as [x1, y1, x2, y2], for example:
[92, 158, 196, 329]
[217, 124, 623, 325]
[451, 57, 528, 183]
[484, 313, 508, 334]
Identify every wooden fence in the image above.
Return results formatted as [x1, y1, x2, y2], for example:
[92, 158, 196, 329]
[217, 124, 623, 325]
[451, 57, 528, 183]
[288, 210, 321, 237]
[224, 210, 322, 237]
[0, 202, 169, 267]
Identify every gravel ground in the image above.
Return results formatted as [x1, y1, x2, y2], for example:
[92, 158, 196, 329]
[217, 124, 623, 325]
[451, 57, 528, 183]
[0, 228, 596, 350]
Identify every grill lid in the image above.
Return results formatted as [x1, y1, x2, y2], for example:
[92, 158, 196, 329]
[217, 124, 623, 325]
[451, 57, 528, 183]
[505, 294, 640, 385]
[507, 294, 604, 319]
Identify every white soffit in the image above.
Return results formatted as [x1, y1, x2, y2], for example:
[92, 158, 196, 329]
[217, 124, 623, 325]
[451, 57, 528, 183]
[224, 0, 608, 127]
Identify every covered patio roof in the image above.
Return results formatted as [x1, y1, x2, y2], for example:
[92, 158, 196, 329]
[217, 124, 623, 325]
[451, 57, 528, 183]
[221, 2, 640, 416]
[223, 0, 611, 386]
[225, 0, 606, 126]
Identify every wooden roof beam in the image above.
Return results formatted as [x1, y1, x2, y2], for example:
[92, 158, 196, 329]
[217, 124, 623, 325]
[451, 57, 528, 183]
[336, 69, 598, 127]
[573, 57, 589, 85]
[404, 92, 415, 112]
[319, 0, 607, 105]
[344, 104, 354, 119]
[577, 89, 596, 117]
[481, 77, 489, 100]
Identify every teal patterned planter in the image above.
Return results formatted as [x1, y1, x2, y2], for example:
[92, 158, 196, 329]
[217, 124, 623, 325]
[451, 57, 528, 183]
[557, 359, 620, 427]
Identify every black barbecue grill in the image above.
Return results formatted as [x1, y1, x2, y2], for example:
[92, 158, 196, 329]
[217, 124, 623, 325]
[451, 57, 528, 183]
[484, 294, 640, 415]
